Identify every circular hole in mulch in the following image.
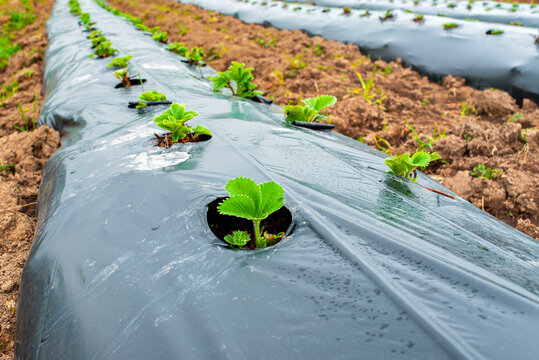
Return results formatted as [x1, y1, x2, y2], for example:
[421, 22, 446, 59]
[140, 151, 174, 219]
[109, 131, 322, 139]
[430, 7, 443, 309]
[207, 197, 294, 250]
[114, 78, 147, 89]
[153, 133, 211, 147]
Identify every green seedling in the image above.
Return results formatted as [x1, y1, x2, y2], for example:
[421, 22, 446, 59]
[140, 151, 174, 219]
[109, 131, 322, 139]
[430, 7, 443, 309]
[186, 47, 205, 66]
[413, 14, 425, 22]
[421, 98, 430, 105]
[460, 100, 477, 116]
[0, 161, 15, 172]
[509, 112, 523, 122]
[447, 2, 456, 8]
[443, 22, 459, 29]
[406, 120, 445, 152]
[251, 36, 276, 48]
[208, 61, 263, 99]
[218, 177, 285, 249]
[343, 7, 351, 15]
[293, 6, 302, 11]
[283, 95, 336, 123]
[88, 30, 102, 39]
[286, 54, 309, 78]
[313, 43, 324, 56]
[223, 230, 250, 248]
[152, 31, 168, 43]
[79, 12, 95, 26]
[0, 79, 20, 107]
[519, 128, 528, 143]
[91, 40, 117, 58]
[360, 10, 371, 17]
[486, 29, 504, 35]
[114, 68, 131, 87]
[13, 99, 36, 132]
[69, 0, 81, 15]
[136, 90, 167, 108]
[380, 10, 395, 21]
[509, 21, 522, 26]
[374, 135, 392, 153]
[154, 103, 211, 143]
[107, 55, 132, 68]
[167, 42, 189, 56]
[385, 152, 441, 182]
[91, 35, 107, 48]
[470, 164, 500, 179]
[347, 61, 386, 109]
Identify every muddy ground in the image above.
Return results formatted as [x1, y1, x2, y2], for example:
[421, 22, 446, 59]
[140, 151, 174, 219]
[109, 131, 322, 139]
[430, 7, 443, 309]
[0, 0, 59, 358]
[107, 0, 539, 241]
[0, 0, 538, 358]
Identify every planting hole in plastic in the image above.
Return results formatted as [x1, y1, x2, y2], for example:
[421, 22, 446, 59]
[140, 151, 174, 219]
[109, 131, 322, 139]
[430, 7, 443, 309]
[206, 197, 293, 249]
[154, 132, 211, 147]
[114, 78, 146, 88]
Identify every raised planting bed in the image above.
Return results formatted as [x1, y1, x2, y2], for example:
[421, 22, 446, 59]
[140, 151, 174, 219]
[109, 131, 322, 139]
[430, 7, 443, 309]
[287, 0, 539, 28]
[15, 0, 539, 359]
[176, 0, 539, 105]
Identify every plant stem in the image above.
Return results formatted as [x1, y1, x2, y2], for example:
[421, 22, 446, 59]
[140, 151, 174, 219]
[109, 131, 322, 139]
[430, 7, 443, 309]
[253, 220, 266, 248]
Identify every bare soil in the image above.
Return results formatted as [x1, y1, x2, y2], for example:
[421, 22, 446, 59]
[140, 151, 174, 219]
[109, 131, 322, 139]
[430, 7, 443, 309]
[107, 0, 539, 241]
[0, 0, 59, 358]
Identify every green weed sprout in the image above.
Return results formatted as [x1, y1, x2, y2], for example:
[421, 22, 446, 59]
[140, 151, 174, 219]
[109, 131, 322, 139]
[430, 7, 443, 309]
[460, 100, 477, 116]
[406, 120, 445, 152]
[218, 177, 285, 249]
[154, 103, 211, 142]
[186, 47, 205, 66]
[470, 164, 500, 179]
[208, 62, 263, 99]
[283, 95, 337, 123]
[136, 90, 167, 108]
[380, 10, 395, 21]
[0, 161, 15, 172]
[443, 22, 459, 29]
[152, 31, 168, 43]
[167, 42, 189, 56]
[107, 55, 132, 68]
[224, 230, 251, 248]
[385, 152, 441, 182]
[13, 97, 36, 132]
[347, 61, 386, 109]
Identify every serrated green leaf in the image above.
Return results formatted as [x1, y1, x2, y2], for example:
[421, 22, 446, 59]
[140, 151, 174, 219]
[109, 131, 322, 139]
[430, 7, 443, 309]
[312, 95, 337, 112]
[259, 181, 284, 219]
[218, 195, 258, 220]
[224, 230, 250, 246]
[225, 177, 261, 205]
[192, 125, 212, 136]
[410, 152, 431, 168]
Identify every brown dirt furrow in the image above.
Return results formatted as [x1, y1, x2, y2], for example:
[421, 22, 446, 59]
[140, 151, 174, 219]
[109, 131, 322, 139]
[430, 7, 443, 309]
[107, 0, 539, 240]
[0, 0, 60, 358]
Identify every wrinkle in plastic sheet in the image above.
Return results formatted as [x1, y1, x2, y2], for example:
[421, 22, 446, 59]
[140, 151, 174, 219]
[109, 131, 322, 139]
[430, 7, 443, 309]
[15, 0, 539, 359]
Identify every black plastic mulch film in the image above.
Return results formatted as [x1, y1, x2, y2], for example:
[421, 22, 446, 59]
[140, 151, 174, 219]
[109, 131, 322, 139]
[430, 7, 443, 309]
[15, 0, 539, 359]
[178, 0, 539, 105]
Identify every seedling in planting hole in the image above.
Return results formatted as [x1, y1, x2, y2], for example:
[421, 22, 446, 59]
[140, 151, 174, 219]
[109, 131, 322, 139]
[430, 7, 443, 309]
[167, 42, 189, 56]
[114, 69, 133, 87]
[0, 161, 15, 172]
[509, 21, 522, 26]
[79, 13, 95, 26]
[91, 35, 107, 48]
[343, 7, 351, 15]
[283, 95, 337, 123]
[380, 10, 395, 21]
[470, 164, 500, 179]
[293, 7, 302, 11]
[360, 10, 371, 17]
[224, 230, 250, 248]
[186, 47, 205, 66]
[443, 22, 459, 29]
[69, 0, 81, 15]
[385, 152, 441, 182]
[208, 62, 263, 100]
[88, 30, 102, 39]
[107, 55, 132, 69]
[136, 90, 167, 108]
[413, 14, 424, 22]
[152, 31, 168, 43]
[90, 40, 117, 58]
[154, 103, 211, 143]
[218, 177, 285, 249]
[447, 2, 456, 8]
[486, 29, 504, 35]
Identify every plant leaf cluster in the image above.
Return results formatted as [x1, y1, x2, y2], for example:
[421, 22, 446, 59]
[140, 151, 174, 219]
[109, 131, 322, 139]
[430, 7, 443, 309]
[136, 90, 167, 108]
[385, 152, 441, 182]
[470, 164, 500, 179]
[283, 95, 337, 123]
[218, 177, 284, 249]
[208, 62, 263, 99]
[154, 103, 211, 142]
[167, 42, 188, 56]
[186, 46, 205, 66]
[107, 55, 132, 69]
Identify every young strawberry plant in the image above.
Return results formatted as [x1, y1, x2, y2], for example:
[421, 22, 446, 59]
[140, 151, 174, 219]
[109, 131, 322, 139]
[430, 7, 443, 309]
[443, 22, 460, 29]
[385, 152, 441, 182]
[152, 31, 168, 43]
[470, 164, 500, 179]
[379, 10, 395, 21]
[167, 42, 188, 56]
[413, 14, 424, 23]
[88, 30, 102, 40]
[107, 55, 132, 69]
[283, 95, 337, 123]
[208, 62, 263, 100]
[486, 29, 504, 35]
[153, 103, 211, 144]
[223, 230, 251, 248]
[218, 177, 285, 249]
[136, 90, 167, 108]
[91, 40, 117, 58]
[185, 47, 205, 66]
